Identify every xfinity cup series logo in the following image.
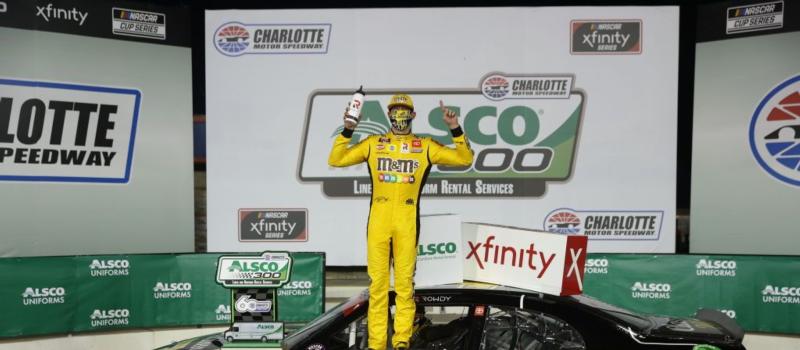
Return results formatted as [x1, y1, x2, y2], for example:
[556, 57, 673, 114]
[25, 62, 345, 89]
[0, 78, 140, 183]
[749, 75, 800, 187]
[571, 20, 641, 54]
[299, 73, 585, 197]
[112, 8, 166, 40]
[762, 285, 800, 304]
[21, 287, 66, 305]
[544, 208, 664, 241]
[631, 282, 671, 300]
[153, 282, 192, 299]
[727, 1, 783, 34]
[214, 22, 331, 56]
[216, 252, 293, 288]
[90, 309, 129, 327]
[239, 209, 308, 241]
[89, 259, 130, 277]
[695, 258, 736, 277]
[36, 3, 88, 26]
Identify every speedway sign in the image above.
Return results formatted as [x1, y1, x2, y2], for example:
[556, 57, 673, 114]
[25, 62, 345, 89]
[216, 252, 293, 288]
[298, 73, 585, 197]
[462, 222, 588, 296]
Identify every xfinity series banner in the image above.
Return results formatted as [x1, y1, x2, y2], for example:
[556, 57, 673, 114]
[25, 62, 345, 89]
[0, 0, 194, 257]
[206, 7, 679, 264]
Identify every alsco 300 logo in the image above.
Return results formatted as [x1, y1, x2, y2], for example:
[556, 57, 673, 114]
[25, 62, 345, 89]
[298, 73, 585, 197]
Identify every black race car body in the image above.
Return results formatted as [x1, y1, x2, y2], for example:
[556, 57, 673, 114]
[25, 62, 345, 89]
[284, 283, 745, 350]
[155, 283, 746, 350]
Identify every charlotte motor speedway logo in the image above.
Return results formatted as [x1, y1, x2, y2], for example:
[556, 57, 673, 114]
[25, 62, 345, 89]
[298, 73, 585, 197]
[543, 208, 664, 241]
[0, 78, 140, 183]
[749, 74, 800, 187]
[213, 22, 331, 56]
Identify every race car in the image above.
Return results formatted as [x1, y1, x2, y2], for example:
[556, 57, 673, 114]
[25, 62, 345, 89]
[156, 283, 746, 350]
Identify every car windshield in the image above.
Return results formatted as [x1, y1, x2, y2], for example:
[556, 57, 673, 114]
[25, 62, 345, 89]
[570, 294, 652, 330]
[285, 289, 369, 339]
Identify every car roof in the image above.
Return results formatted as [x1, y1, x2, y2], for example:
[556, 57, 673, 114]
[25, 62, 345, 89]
[418, 281, 550, 294]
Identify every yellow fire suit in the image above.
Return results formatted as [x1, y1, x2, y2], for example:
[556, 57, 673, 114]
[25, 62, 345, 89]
[328, 127, 473, 349]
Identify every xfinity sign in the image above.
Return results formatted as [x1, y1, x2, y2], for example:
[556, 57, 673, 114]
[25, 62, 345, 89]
[462, 222, 587, 295]
[36, 3, 88, 26]
[216, 251, 293, 288]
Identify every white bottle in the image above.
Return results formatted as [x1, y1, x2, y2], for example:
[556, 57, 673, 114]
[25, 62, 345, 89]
[345, 86, 365, 125]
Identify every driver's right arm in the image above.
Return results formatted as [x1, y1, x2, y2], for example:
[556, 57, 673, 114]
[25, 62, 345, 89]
[328, 129, 371, 167]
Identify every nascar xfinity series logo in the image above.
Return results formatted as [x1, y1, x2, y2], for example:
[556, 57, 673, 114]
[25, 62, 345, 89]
[239, 209, 308, 241]
[298, 73, 585, 197]
[749, 75, 800, 187]
[216, 252, 293, 288]
[214, 22, 331, 56]
[544, 208, 664, 241]
[571, 20, 642, 54]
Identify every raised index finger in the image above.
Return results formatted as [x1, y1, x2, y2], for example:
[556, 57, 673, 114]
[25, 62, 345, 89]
[439, 100, 446, 111]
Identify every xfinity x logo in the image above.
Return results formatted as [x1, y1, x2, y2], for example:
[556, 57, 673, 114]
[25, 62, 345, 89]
[36, 3, 88, 26]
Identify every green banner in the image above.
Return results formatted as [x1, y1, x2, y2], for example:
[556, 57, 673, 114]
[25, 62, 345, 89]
[0, 252, 325, 339]
[276, 253, 326, 322]
[583, 254, 800, 334]
[1, 253, 797, 337]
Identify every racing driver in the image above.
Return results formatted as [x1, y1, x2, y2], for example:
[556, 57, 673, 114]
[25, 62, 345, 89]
[328, 94, 473, 349]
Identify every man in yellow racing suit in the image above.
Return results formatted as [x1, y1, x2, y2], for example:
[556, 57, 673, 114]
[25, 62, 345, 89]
[329, 94, 473, 350]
